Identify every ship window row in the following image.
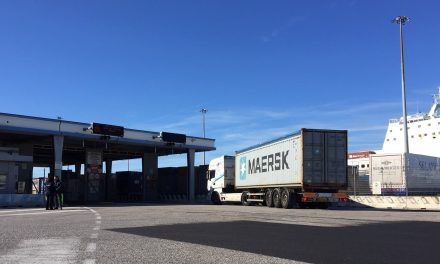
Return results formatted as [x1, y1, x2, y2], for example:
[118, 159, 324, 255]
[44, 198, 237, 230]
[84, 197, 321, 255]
[387, 131, 440, 141]
[389, 123, 440, 133]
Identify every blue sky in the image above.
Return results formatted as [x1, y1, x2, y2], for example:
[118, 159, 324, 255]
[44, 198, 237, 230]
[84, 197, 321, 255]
[1, 0, 440, 172]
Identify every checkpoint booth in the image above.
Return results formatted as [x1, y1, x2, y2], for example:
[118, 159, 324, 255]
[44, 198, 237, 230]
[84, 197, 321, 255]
[0, 112, 215, 205]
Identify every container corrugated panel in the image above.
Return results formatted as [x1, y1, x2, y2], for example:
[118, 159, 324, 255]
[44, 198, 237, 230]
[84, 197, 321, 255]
[116, 171, 129, 195]
[158, 168, 174, 194]
[195, 165, 208, 195]
[158, 166, 208, 196]
[177, 167, 188, 194]
[127, 172, 143, 195]
[370, 153, 440, 192]
[235, 128, 347, 189]
[235, 135, 299, 188]
[406, 153, 440, 190]
[370, 154, 404, 186]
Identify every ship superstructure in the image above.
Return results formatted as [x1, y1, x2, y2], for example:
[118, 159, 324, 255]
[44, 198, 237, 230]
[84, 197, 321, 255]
[382, 88, 440, 157]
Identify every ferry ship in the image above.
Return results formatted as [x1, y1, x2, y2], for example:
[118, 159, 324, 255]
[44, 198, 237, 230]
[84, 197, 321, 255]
[382, 88, 440, 157]
[348, 88, 440, 179]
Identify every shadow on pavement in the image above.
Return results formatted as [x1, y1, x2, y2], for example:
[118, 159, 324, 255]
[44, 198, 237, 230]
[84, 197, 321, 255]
[108, 220, 439, 264]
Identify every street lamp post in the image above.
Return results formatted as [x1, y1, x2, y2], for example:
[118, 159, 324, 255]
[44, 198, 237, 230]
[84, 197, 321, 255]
[200, 108, 208, 166]
[392, 15, 410, 198]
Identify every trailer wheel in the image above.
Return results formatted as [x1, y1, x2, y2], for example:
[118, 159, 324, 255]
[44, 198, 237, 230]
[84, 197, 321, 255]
[272, 188, 281, 208]
[281, 188, 292, 209]
[211, 192, 222, 205]
[241, 192, 251, 206]
[265, 189, 274, 207]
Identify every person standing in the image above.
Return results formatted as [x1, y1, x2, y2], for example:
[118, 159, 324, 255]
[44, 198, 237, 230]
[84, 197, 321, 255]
[54, 176, 64, 210]
[45, 178, 55, 210]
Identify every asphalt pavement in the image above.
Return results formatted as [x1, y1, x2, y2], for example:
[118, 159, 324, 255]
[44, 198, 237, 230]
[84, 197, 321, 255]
[1, 204, 439, 264]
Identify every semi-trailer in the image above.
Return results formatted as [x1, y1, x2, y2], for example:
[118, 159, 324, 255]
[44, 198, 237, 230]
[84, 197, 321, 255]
[207, 128, 349, 209]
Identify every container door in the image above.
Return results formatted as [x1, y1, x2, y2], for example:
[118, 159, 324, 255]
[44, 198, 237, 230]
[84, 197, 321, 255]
[325, 132, 347, 186]
[303, 131, 325, 185]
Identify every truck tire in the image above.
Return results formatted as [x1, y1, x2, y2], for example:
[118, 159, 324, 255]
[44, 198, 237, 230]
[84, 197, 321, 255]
[272, 188, 281, 208]
[241, 192, 251, 206]
[281, 188, 292, 209]
[211, 192, 222, 205]
[265, 189, 274, 207]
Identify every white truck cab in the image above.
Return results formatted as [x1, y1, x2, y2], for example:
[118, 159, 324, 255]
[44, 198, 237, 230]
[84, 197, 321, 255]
[207, 156, 234, 194]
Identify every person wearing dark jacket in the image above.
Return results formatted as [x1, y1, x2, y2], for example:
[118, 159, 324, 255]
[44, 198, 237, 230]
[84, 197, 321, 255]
[45, 178, 55, 210]
[54, 176, 64, 210]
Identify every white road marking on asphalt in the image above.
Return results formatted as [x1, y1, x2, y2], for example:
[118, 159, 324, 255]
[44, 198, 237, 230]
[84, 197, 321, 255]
[0, 207, 85, 214]
[82, 207, 100, 262]
[84, 207, 97, 213]
[0, 210, 89, 217]
[86, 243, 96, 253]
[0, 208, 47, 213]
[0, 237, 79, 264]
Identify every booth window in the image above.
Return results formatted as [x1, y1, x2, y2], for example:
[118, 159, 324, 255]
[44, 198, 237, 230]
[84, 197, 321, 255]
[0, 173, 7, 190]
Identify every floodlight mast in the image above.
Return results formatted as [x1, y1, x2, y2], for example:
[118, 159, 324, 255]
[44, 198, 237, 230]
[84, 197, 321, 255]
[392, 16, 410, 155]
[392, 16, 410, 198]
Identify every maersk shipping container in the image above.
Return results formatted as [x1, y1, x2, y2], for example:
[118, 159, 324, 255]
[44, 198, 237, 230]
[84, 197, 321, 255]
[370, 153, 440, 194]
[235, 128, 347, 190]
